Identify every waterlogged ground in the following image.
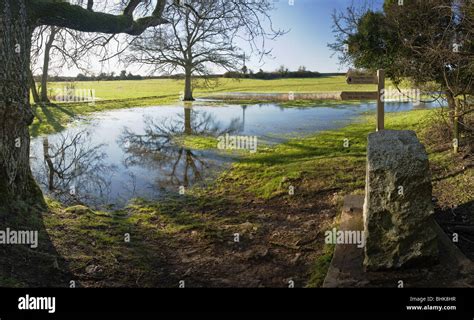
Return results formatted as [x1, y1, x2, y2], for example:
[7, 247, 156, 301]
[6, 104, 470, 288]
[30, 101, 437, 209]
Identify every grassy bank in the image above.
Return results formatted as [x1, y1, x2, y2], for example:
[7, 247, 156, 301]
[15, 107, 469, 288]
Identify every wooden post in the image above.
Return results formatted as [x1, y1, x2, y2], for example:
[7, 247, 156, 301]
[376, 69, 385, 132]
[343, 69, 385, 132]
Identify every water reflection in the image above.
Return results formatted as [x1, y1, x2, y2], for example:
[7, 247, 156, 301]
[31, 130, 115, 207]
[119, 107, 240, 191]
[30, 101, 441, 208]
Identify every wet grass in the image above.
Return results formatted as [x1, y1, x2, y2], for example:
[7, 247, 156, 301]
[215, 109, 434, 199]
[30, 96, 178, 137]
[173, 135, 218, 150]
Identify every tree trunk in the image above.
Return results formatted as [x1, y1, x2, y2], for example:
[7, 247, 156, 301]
[43, 137, 55, 192]
[29, 68, 40, 103]
[183, 67, 194, 101]
[0, 1, 45, 212]
[453, 99, 461, 154]
[40, 27, 57, 103]
[184, 107, 192, 135]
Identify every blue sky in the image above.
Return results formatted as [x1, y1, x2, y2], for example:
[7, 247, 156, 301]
[54, 0, 385, 76]
[245, 0, 384, 73]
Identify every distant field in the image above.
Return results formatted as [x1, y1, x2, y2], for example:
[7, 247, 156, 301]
[47, 76, 385, 101]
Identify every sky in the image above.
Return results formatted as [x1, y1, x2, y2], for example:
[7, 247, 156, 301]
[250, 0, 383, 73]
[51, 0, 385, 77]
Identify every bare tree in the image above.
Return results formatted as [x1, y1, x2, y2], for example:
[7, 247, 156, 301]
[127, 0, 283, 101]
[30, 1, 127, 103]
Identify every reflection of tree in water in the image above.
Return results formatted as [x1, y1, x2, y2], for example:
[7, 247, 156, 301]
[32, 130, 115, 206]
[241, 105, 247, 131]
[119, 107, 241, 189]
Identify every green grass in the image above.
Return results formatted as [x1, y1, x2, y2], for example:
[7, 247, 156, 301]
[306, 244, 335, 288]
[172, 135, 218, 150]
[47, 76, 384, 100]
[215, 109, 434, 199]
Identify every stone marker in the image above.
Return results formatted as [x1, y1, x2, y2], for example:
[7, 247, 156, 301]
[363, 130, 438, 270]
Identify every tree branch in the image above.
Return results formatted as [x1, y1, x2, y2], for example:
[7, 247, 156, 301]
[29, 0, 168, 35]
[124, 0, 142, 16]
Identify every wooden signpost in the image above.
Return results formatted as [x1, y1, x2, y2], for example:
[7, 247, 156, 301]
[342, 69, 385, 131]
[346, 74, 378, 85]
[340, 92, 378, 100]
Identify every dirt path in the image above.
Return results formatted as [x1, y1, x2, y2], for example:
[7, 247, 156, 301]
[155, 194, 336, 287]
[44, 188, 339, 288]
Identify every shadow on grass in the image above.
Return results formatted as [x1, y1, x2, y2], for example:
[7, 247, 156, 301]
[0, 205, 73, 287]
[236, 122, 371, 167]
[29, 95, 178, 137]
[30, 103, 75, 137]
[435, 200, 474, 261]
[40, 193, 253, 287]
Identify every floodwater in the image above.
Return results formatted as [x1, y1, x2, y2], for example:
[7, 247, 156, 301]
[30, 101, 440, 209]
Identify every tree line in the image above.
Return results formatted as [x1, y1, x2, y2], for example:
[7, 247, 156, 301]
[223, 66, 321, 80]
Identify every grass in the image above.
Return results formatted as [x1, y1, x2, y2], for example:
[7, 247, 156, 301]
[47, 76, 384, 100]
[217, 109, 434, 199]
[306, 244, 335, 288]
[173, 135, 218, 150]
